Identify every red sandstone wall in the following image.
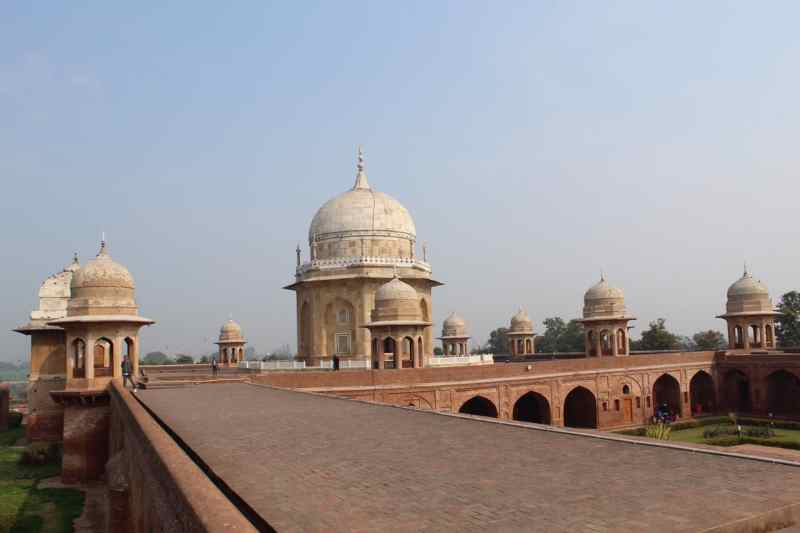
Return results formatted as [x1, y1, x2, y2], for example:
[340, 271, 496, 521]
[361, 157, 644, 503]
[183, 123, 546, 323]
[253, 352, 718, 390]
[107, 382, 255, 533]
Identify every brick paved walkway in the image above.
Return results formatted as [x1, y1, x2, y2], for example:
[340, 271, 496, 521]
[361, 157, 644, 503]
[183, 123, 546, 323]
[138, 384, 800, 532]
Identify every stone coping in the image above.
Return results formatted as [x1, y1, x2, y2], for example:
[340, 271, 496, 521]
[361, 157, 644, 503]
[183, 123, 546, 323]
[110, 381, 257, 532]
[48, 314, 155, 325]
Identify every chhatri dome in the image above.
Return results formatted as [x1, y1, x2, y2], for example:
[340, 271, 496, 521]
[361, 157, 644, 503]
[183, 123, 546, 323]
[725, 266, 773, 313]
[510, 308, 534, 333]
[67, 239, 138, 317]
[308, 148, 417, 261]
[370, 273, 424, 324]
[218, 318, 244, 342]
[582, 273, 628, 319]
[442, 312, 467, 337]
[29, 253, 81, 322]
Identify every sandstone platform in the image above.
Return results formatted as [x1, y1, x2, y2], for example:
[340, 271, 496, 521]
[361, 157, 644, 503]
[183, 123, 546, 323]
[138, 383, 800, 532]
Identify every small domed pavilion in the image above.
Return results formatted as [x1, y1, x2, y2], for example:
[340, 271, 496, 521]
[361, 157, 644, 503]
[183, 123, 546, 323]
[438, 312, 470, 356]
[508, 309, 536, 356]
[364, 272, 431, 369]
[717, 267, 779, 351]
[215, 319, 247, 366]
[577, 274, 636, 357]
[49, 239, 154, 388]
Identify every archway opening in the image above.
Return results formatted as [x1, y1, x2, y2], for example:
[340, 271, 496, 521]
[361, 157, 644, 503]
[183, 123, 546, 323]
[459, 396, 498, 418]
[512, 392, 551, 424]
[72, 338, 86, 378]
[600, 330, 611, 356]
[734, 326, 744, 349]
[587, 330, 596, 356]
[94, 338, 114, 377]
[383, 337, 397, 369]
[766, 325, 775, 348]
[564, 387, 597, 428]
[767, 370, 800, 417]
[690, 371, 715, 415]
[723, 369, 751, 412]
[403, 337, 415, 368]
[653, 374, 682, 416]
[617, 329, 627, 355]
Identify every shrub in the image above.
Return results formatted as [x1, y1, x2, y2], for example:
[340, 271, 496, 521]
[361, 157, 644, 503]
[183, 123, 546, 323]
[20, 442, 61, 466]
[645, 423, 672, 440]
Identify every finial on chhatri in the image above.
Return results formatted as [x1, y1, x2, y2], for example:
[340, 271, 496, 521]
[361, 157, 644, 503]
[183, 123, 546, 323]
[600, 270, 606, 282]
[357, 145, 364, 172]
[743, 261, 750, 277]
[72, 252, 79, 264]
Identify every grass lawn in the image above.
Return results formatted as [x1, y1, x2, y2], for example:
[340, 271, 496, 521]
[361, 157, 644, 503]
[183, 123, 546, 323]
[630, 420, 800, 449]
[0, 426, 84, 533]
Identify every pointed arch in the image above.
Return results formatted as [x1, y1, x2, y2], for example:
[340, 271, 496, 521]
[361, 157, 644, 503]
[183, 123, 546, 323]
[458, 396, 498, 418]
[653, 373, 682, 416]
[564, 386, 597, 428]
[512, 391, 551, 424]
[690, 370, 714, 415]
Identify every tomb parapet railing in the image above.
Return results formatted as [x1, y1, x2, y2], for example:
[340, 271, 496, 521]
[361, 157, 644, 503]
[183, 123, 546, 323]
[296, 256, 432, 275]
[428, 354, 494, 367]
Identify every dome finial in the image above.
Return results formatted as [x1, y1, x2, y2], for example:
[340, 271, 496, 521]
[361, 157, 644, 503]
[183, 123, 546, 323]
[353, 145, 371, 191]
[743, 261, 750, 277]
[98, 232, 107, 256]
[600, 270, 606, 282]
[72, 252, 79, 265]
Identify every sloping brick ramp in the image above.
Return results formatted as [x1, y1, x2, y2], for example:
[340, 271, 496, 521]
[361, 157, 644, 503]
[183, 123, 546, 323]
[138, 383, 800, 532]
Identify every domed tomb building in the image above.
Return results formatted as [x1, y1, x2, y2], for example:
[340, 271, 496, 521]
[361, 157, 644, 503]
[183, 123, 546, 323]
[717, 267, 779, 351]
[363, 273, 432, 369]
[508, 309, 536, 356]
[48, 239, 154, 388]
[438, 312, 470, 356]
[577, 274, 635, 357]
[215, 319, 246, 366]
[285, 149, 442, 366]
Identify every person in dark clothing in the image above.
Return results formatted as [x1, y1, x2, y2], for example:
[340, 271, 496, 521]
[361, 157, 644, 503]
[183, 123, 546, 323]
[122, 357, 136, 390]
[211, 357, 219, 377]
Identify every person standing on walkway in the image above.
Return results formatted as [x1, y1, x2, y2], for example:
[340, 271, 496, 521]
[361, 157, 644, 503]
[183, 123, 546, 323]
[211, 357, 219, 377]
[122, 357, 136, 391]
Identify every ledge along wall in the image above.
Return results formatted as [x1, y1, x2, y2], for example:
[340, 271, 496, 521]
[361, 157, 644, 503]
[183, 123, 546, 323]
[107, 381, 256, 533]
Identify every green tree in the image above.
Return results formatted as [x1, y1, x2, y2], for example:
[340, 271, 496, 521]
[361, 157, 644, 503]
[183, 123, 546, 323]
[142, 351, 170, 365]
[691, 330, 727, 351]
[174, 354, 194, 364]
[433, 347, 443, 355]
[486, 327, 509, 354]
[777, 291, 800, 347]
[537, 317, 585, 353]
[198, 355, 210, 364]
[635, 319, 681, 351]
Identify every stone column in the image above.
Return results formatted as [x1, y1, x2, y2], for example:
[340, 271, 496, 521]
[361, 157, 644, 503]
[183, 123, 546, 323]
[112, 336, 123, 379]
[611, 330, 619, 357]
[728, 324, 735, 349]
[743, 322, 751, 352]
[594, 330, 602, 358]
[378, 337, 384, 370]
[759, 323, 766, 349]
[85, 335, 95, 381]
[131, 337, 140, 381]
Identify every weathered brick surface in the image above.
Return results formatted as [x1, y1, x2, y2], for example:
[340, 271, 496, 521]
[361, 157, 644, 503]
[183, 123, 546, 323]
[140, 383, 800, 532]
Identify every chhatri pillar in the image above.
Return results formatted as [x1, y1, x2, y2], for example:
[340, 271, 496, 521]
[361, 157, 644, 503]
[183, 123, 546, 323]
[215, 319, 247, 367]
[577, 274, 635, 357]
[717, 266, 779, 352]
[363, 273, 432, 369]
[508, 309, 535, 356]
[48, 239, 154, 484]
[438, 312, 471, 356]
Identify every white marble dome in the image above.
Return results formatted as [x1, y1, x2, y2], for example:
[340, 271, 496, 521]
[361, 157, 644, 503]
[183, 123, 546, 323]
[308, 150, 416, 260]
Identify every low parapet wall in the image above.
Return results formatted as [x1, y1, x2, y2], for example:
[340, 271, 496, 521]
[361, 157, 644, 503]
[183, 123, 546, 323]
[252, 351, 718, 390]
[107, 381, 256, 533]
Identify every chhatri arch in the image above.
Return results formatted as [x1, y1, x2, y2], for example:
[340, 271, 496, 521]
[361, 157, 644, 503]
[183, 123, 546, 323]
[285, 148, 442, 366]
[717, 266, 779, 351]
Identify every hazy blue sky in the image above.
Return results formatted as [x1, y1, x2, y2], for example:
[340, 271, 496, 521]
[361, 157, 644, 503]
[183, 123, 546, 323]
[2, 2, 799, 362]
